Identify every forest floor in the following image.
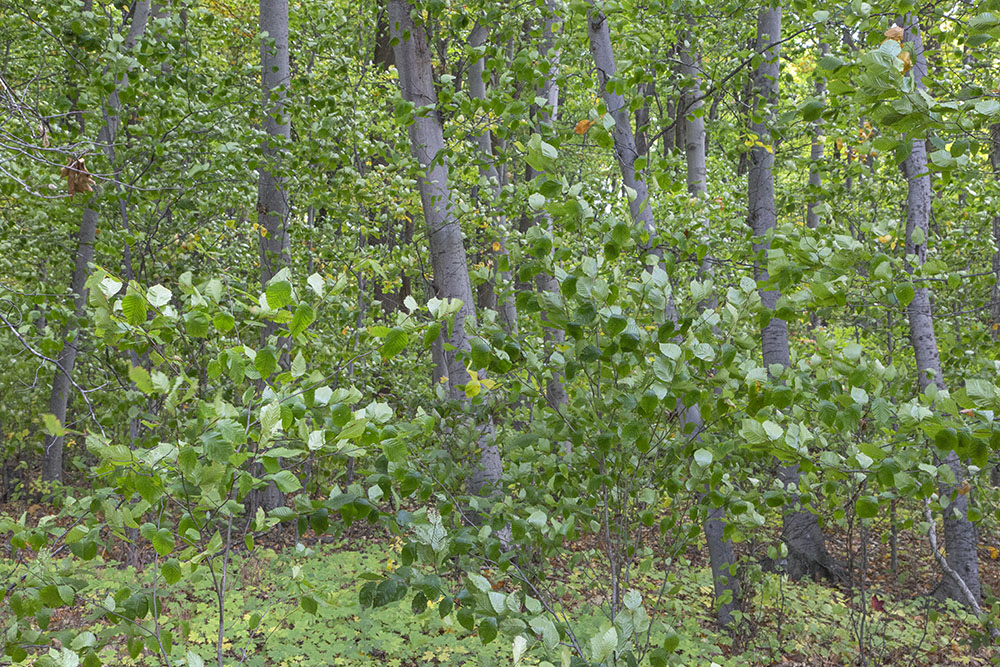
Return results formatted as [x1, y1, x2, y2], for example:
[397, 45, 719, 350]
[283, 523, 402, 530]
[2, 499, 999, 666]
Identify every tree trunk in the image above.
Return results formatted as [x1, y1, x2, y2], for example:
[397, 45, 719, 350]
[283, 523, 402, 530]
[899, 16, 981, 605]
[255, 0, 291, 512]
[259, 0, 291, 294]
[679, 32, 740, 627]
[589, 7, 741, 625]
[389, 0, 503, 496]
[468, 23, 517, 336]
[748, 8, 837, 582]
[990, 122, 999, 340]
[806, 43, 828, 230]
[41, 1, 150, 484]
[586, 9, 655, 240]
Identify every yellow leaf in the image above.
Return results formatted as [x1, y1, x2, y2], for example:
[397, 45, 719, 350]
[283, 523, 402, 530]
[464, 377, 481, 398]
[491, 241, 501, 251]
[988, 546, 999, 560]
[877, 234, 892, 244]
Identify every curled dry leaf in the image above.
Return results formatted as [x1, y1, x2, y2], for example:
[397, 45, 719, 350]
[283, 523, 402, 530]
[884, 25, 904, 42]
[574, 119, 594, 135]
[61, 156, 95, 198]
[898, 50, 913, 74]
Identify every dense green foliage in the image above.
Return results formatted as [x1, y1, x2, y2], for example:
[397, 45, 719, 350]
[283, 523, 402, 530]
[2, 0, 1000, 665]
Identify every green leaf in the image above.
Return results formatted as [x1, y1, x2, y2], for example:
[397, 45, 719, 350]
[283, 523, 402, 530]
[289, 304, 315, 337]
[186, 650, 205, 667]
[470, 337, 491, 369]
[590, 626, 618, 663]
[269, 470, 302, 493]
[300, 594, 318, 614]
[122, 293, 147, 325]
[382, 439, 408, 463]
[255, 348, 277, 378]
[265, 281, 293, 309]
[382, 327, 409, 360]
[42, 413, 67, 437]
[800, 98, 824, 122]
[129, 365, 153, 394]
[153, 529, 174, 556]
[260, 401, 282, 434]
[530, 615, 559, 650]
[844, 343, 863, 361]
[856, 495, 879, 519]
[291, 351, 307, 378]
[478, 616, 498, 645]
[213, 312, 235, 332]
[161, 559, 182, 584]
[185, 311, 210, 337]
[894, 282, 915, 307]
[693, 448, 713, 467]
[307, 272, 325, 297]
[147, 284, 172, 307]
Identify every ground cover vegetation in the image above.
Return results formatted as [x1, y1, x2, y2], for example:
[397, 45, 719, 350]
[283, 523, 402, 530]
[2, 0, 1000, 665]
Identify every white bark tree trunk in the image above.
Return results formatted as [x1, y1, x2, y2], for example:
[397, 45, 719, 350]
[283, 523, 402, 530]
[806, 43, 828, 230]
[389, 0, 503, 495]
[748, 8, 837, 582]
[900, 16, 981, 605]
[255, 0, 291, 511]
[468, 23, 517, 336]
[586, 9, 655, 240]
[679, 32, 740, 628]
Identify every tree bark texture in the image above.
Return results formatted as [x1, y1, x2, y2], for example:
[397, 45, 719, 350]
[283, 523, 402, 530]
[900, 15, 981, 605]
[468, 23, 517, 336]
[525, 2, 568, 411]
[748, 8, 837, 582]
[990, 122, 999, 341]
[806, 43, 828, 230]
[254, 0, 291, 512]
[679, 30, 740, 628]
[389, 0, 503, 496]
[258, 0, 291, 293]
[586, 9, 655, 239]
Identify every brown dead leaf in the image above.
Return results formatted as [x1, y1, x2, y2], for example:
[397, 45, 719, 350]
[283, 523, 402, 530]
[574, 119, 594, 135]
[957, 481, 971, 496]
[884, 26, 904, 42]
[898, 50, 913, 74]
[61, 157, 94, 197]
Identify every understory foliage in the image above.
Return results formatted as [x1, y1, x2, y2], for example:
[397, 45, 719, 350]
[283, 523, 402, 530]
[1, 0, 1000, 665]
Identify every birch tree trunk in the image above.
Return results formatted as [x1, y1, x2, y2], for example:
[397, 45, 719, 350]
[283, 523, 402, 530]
[255, 0, 291, 512]
[990, 122, 1000, 341]
[806, 43, 828, 230]
[41, 1, 150, 483]
[586, 9, 655, 240]
[748, 8, 837, 582]
[900, 16, 981, 605]
[528, 0, 568, 411]
[388, 0, 503, 496]
[259, 0, 291, 297]
[678, 32, 740, 628]
[468, 23, 517, 336]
